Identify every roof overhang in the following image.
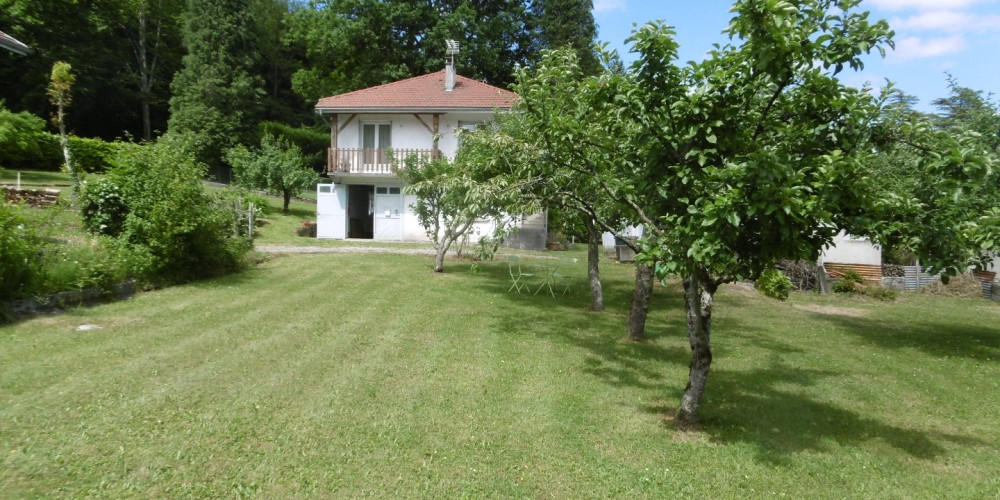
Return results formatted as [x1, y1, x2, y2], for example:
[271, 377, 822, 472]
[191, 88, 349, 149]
[315, 106, 512, 115]
[0, 33, 30, 56]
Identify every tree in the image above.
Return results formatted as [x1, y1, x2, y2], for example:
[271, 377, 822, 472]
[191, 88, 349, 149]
[47, 61, 80, 198]
[168, 0, 263, 166]
[225, 134, 318, 213]
[479, 50, 656, 325]
[399, 136, 535, 273]
[1, 0, 154, 140]
[284, 1, 535, 103]
[118, 0, 184, 140]
[866, 83, 998, 277]
[531, 0, 600, 75]
[493, 0, 900, 425]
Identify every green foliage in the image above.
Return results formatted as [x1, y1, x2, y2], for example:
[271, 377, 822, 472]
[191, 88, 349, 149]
[258, 121, 328, 172]
[79, 177, 128, 237]
[867, 80, 998, 278]
[168, 0, 263, 166]
[0, 103, 61, 170]
[67, 136, 121, 173]
[210, 187, 267, 238]
[755, 268, 793, 301]
[864, 285, 897, 302]
[832, 269, 865, 294]
[493, 0, 896, 424]
[830, 269, 896, 300]
[531, 0, 600, 75]
[285, 0, 536, 101]
[104, 139, 252, 284]
[0, 203, 42, 301]
[225, 134, 318, 212]
[399, 151, 528, 272]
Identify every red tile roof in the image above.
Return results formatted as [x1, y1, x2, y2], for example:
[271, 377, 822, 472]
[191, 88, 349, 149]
[316, 69, 518, 113]
[0, 30, 29, 56]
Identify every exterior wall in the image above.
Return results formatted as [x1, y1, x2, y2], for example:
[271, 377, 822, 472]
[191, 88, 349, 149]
[818, 231, 881, 266]
[602, 225, 644, 253]
[319, 110, 544, 248]
[335, 111, 496, 158]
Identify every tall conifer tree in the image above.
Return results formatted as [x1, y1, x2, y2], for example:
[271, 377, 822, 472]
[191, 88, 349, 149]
[168, 0, 262, 166]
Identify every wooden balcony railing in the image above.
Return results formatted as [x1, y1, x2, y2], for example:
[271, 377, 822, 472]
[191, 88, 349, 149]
[327, 148, 434, 175]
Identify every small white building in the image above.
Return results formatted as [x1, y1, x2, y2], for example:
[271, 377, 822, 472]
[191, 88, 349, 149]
[313, 57, 544, 249]
[818, 231, 881, 266]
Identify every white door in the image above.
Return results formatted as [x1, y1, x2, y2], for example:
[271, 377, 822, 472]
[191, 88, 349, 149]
[316, 183, 346, 239]
[373, 186, 403, 240]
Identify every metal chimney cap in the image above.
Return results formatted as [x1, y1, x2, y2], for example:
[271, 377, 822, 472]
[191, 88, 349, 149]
[445, 39, 460, 55]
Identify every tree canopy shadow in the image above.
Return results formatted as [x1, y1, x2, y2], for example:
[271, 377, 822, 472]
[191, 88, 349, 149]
[803, 309, 1000, 362]
[467, 259, 690, 390]
[642, 361, 990, 465]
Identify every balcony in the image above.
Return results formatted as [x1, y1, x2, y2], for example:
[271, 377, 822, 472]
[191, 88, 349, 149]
[327, 148, 434, 175]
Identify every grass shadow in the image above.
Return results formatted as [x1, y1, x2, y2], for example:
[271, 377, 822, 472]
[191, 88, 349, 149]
[804, 310, 1000, 361]
[468, 259, 690, 392]
[680, 362, 992, 465]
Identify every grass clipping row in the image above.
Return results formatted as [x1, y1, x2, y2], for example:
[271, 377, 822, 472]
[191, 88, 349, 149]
[920, 273, 984, 298]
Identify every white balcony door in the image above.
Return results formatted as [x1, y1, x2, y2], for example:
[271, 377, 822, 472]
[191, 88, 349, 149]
[373, 186, 403, 240]
[362, 123, 391, 168]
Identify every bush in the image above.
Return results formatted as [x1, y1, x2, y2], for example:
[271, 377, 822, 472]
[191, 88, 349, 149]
[210, 187, 267, 238]
[68, 136, 122, 173]
[106, 139, 252, 284]
[832, 268, 865, 294]
[258, 121, 328, 173]
[831, 268, 897, 301]
[80, 177, 128, 236]
[756, 268, 793, 301]
[0, 103, 61, 170]
[0, 203, 43, 301]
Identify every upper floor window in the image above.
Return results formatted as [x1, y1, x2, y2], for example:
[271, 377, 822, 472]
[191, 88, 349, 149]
[361, 122, 391, 150]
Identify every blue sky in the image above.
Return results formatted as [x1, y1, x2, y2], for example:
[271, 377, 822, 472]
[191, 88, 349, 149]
[592, 0, 1000, 113]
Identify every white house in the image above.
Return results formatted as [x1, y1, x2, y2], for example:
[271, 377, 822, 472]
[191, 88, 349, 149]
[313, 56, 545, 249]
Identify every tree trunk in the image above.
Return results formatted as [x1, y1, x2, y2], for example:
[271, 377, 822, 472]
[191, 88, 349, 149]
[676, 270, 717, 425]
[626, 261, 655, 341]
[283, 192, 291, 213]
[434, 246, 447, 272]
[141, 96, 152, 141]
[586, 219, 604, 312]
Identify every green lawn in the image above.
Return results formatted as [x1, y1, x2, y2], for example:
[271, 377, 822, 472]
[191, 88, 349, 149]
[0, 169, 74, 190]
[2, 251, 998, 498]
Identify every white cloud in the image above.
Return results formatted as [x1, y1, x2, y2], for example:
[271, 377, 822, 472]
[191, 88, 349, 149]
[593, 0, 626, 13]
[867, 0, 990, 11]
[889, 10, 1000, 32]
[889, 35, 966, 61]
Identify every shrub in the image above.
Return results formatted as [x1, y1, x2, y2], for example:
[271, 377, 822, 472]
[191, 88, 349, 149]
[258, 121, 328, 172]
[106, 139, 252, 284]
[68, 136, 121, 173]
[80, 177, 128, 237]
[0, 203, 43, 301]
[0, 103, 61, 171]
[831, 278, 858, 294]
[756, 268, 793, 301]
[832, 268, 865, 294]
[210, 187, 266, 238]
